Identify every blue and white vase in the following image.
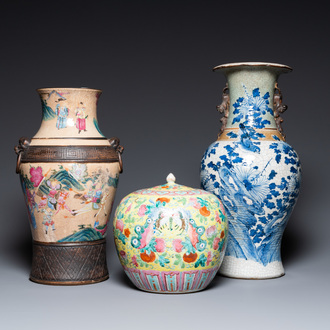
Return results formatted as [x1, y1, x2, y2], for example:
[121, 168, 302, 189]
[200, 62, 302, 279]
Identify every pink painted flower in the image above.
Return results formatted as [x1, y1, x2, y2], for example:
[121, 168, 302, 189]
[213, 237, 220, 250]
[215, 212, 221, 224]
[125, 203, 132, 213]
[132, 255, 139, 267]
[172, 239, 183, 253]
[138, 204, 147, 216]
[206, 225, 216, 238]
[189, 197, 201, 209]
[119, 250, 127, 259]
[116, 219, 124, 232]
[188, 223, 198, 248]
[139, 223, 153, 249]
[206, 251, 213, 265]
[30, 167, 43, 187]
[155, 238, 166, 253]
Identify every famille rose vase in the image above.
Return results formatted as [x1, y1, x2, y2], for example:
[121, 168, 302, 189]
[15, 87, 124, 285]
[113, 174, 228, 293]
[200, 62, 302, 279]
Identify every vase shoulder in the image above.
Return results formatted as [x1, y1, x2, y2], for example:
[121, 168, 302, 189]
[218, 128, 285, 142]
[29, 138, 111, 146]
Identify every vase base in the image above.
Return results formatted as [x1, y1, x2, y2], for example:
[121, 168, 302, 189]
[30, 239, 109, 285]
[219, 256, 285, 279]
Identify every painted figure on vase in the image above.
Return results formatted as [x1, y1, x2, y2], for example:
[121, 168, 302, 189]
[55, 191, 73, 215]
[42, 208, 55, 234]
[55, 102, 69, 129]
[41, 90, 67, 122]
[20, 163, 118, 242]
[72, 185, 104, 216]
[46, 180, 61, 210]
[75, 102, 87, 133]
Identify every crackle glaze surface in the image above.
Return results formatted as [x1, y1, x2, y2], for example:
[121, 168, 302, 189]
[34, 88, 104, 142]
[20, 163, 118, 242]
[113, 176, 228, 293]
[18, 88, 121, 243]
[201, 63, 301, 279]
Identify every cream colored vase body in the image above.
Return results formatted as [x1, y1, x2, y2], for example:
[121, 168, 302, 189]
[15, 88, 123, 285]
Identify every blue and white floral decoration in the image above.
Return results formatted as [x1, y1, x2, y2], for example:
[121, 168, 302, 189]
[232, 86, 272, 128]
[201, 86, 302, 267]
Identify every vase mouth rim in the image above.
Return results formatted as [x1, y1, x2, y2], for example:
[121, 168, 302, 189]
[36, 87, 102, 93]
[213, 62, 292, 73]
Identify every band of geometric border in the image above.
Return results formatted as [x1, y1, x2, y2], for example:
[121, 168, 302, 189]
[21, 146, 119, 163]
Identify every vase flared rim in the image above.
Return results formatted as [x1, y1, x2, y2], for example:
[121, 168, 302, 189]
[36, 87, 102, 93]
[213, 62, 292, 73]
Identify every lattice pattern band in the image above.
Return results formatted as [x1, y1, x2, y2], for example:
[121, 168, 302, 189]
[21, 145, 119, 163]
[30, 239, 109, 285]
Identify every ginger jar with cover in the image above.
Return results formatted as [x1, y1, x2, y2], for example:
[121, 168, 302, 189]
[113, 174, 228, 293]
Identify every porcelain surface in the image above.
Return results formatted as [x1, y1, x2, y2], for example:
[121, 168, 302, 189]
[18, 88, 122, 243]
[21, 163, 118, 242]
[113, 174, 228, 293]
[201, 63, 301, 279]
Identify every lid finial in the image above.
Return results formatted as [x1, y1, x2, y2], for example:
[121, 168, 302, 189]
[166, 173, 176, 184]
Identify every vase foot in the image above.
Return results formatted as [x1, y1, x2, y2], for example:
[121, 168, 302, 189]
[30, 239, 109, 285]
[123, 265, 220, 293]
[219, 256, 285, 279]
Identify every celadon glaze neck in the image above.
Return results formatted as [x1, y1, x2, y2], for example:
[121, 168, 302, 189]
[214, 62, 292, 130]
[31, 88, 107, 146]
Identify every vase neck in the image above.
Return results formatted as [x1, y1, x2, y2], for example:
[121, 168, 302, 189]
[225, 68, 279, 130]
[33, 88, 105, 139]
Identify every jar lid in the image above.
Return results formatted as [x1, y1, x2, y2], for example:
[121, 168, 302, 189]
[131, 173, 212, 197]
